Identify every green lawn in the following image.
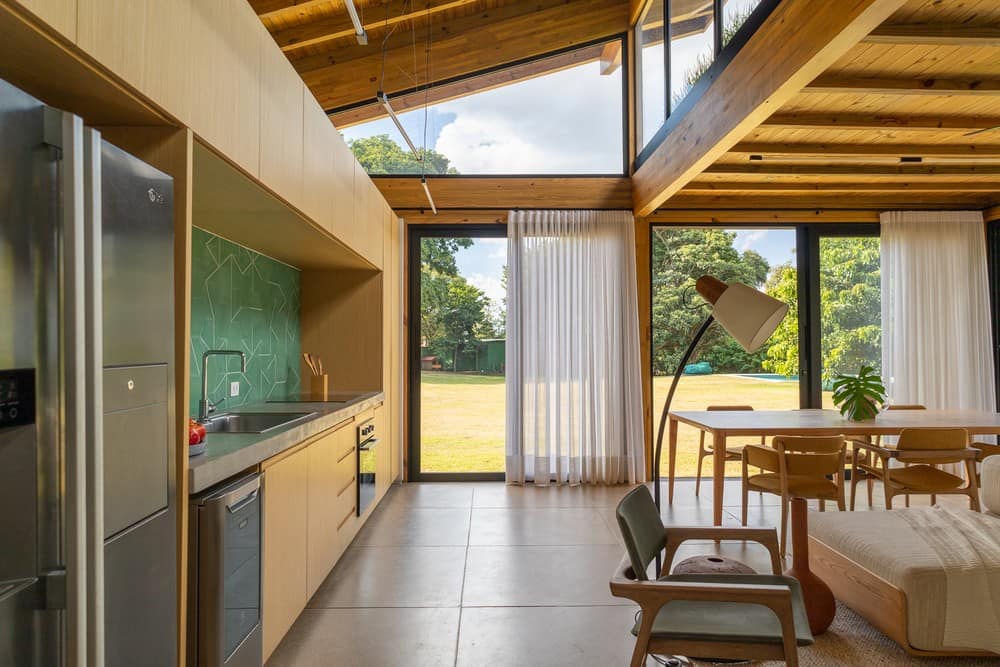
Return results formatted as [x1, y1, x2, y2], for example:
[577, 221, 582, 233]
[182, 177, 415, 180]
[419, 371, 828, 475]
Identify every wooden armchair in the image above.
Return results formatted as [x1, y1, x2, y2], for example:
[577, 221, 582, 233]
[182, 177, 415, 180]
[849, 404, 925, 509]
[611, 486, 813, 667]
[695, 405, 765, 497]
[851, 428, 981, 511]
[741, 435, 846, 557]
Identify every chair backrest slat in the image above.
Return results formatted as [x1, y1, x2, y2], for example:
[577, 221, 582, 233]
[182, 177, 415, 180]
[773, 435, 845, 477]
[897, 428, 968, 464]
[615, 485, 665, 581]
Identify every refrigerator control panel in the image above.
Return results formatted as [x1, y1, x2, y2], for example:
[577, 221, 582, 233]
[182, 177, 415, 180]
[0, 369, 34, 428]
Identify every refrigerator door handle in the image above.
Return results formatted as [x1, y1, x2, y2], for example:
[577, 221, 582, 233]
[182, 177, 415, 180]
[83, 127, 105, 667]
[48, 105, 90, 667]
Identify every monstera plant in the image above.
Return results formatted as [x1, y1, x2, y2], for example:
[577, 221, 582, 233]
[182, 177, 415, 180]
[831, 365, 886, 421]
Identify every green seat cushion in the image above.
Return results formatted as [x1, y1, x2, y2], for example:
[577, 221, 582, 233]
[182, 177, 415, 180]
[630, 574, 814, 647]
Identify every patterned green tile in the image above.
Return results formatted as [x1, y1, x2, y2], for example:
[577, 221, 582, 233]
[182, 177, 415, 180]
[188, 228, 300, 418]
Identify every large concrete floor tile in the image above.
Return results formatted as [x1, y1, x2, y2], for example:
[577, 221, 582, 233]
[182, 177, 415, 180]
[472, 483, 642, 508]
[266, 608, 459, 667]
[382, 483, 475, 508]
[469, 507, 617, 546]
[353, 505, 470, 547]
[463, 545, 628, 607]
[456, 606, 649, 667]
[309, 546, 466, 608]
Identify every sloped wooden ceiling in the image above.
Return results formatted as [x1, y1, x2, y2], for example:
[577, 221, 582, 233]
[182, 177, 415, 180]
[666, 0, 1000, 212]
[250, 0, 630, 126]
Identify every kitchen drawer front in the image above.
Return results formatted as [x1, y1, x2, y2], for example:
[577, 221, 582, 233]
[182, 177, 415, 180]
[104, 364, 167, 412]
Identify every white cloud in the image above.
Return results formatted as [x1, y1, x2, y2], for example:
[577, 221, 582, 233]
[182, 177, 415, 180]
[737, 230, 768, 252]
[477, 237, 508, 260]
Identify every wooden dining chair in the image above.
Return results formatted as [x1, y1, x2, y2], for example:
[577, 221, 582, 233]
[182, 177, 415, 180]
[741, 435, 846, 557]
[849, 404, 926, 509]
[852, 428, 981, 511]
[695, 405, 765, 497]
[611, 485, 813, 667]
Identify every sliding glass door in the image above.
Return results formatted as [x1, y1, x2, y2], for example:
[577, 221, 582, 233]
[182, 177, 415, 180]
[408, 225, 507, 481]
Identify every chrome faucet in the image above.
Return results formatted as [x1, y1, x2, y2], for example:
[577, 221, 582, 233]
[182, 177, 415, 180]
[199, 350, 247, 422]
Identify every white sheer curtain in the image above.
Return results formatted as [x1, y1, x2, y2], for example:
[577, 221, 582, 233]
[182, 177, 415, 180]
[505, 210, 644, 485]
[881, 211, 996, 448]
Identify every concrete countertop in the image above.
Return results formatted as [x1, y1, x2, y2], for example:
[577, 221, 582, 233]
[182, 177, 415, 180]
[187, 391, 384, 494]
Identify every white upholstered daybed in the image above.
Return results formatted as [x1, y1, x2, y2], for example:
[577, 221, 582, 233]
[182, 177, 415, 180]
[807, 457, 1000, 657]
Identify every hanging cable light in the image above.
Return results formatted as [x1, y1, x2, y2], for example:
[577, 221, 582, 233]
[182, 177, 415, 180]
[376, 90, 421, 159]
[420, 177, 437, 214]
[419, 0, 436, 215]
[344, 0, 368, 45]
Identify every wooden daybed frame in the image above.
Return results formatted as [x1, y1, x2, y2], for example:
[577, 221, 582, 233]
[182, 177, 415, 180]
[808, 535, 995, 658]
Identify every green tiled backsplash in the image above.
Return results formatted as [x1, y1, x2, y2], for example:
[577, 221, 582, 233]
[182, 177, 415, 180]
[189, 228, 301, 417]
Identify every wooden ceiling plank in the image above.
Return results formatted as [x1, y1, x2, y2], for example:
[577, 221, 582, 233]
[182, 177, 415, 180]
[804, 74, 1000, 95]
[301, 0, 629, 112]
[631, 0, 909, 217]
[862, 23, 1000, 46]
[683, 181, 1000, 192]
[273, 0, 479, 53]
[704, 163, 1000, 176]
[730, 142, 1000, 157]
[761, 112, 1000, 132]
[646, 209, 881, 223]
[664, 193, 1000, 208]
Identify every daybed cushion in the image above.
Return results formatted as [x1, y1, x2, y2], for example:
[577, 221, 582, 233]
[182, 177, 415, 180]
[809, 509, 1000, 652]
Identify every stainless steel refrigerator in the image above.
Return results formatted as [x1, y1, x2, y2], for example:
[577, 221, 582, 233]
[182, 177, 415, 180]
[0, 78, 177, 666]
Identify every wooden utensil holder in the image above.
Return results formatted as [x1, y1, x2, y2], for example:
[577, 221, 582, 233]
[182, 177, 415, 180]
[310, 374, 329, 400]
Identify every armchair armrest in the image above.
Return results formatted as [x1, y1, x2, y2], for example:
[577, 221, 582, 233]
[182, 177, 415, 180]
[662, 526, 783, 576]
[851, 440, 896, 458]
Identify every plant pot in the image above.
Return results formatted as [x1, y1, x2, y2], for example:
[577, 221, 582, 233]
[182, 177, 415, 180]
[843, 399, 877, 421]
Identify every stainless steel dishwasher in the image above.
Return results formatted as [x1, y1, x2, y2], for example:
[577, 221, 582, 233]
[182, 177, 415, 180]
[188, 474, 263, 667]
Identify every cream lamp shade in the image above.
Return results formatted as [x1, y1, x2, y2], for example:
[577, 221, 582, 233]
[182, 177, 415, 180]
[695, 276, 789, 353]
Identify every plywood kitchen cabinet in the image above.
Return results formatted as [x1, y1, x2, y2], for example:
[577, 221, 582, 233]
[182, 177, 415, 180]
[301, 92, 336, 231]
[306, 418, 356, 598]
[261, 444, 309, 661]
[329, 131, 356, 243]
[259, 27, 304, 211]
[76, 0, 193, 125]
[15, 0, 76, 40]
[373, 404, 390, 496]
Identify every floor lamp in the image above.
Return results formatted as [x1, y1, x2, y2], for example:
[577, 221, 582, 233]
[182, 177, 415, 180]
[653, 276, 789, 511]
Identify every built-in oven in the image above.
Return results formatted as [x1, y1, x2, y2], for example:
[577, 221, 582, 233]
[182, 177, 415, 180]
[357, 417, 377, 516]
[188, 473, 262, 667]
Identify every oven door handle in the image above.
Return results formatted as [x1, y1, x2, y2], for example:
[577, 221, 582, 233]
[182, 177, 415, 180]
[226, 488, 259, 514]
[359, 437, 379, 451]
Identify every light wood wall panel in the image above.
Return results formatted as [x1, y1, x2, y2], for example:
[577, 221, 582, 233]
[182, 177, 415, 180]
[15, 0, 75, 39]
[329, 130, 357, 242]
[301, 90, 337, 230]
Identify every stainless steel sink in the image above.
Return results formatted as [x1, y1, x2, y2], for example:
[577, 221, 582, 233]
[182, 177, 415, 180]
[201, 412, 313, 434]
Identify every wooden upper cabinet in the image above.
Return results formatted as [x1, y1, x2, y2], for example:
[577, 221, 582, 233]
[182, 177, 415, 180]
[329, 130, 356, 246]
[185, 0, 261, 176]
[259, 26, 304, 210]
[77, 0, 193, 125]
[16, 0, 77, 40]
[301, 91, 337, 231]
[351, 168, 384, 268]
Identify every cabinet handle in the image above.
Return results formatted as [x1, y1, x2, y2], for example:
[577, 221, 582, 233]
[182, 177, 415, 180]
[336, 446, 356, 463]
[337, 507, 355, 530]
[337, 476, 356, 497]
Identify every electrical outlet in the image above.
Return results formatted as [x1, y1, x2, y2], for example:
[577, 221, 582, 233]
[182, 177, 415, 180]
[230, 381, 240, 397]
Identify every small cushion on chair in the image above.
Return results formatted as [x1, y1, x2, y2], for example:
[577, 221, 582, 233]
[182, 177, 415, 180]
[631, 574, 814, 647]
[748, 473, 838, 498]
[982, 457, 1000, 515]
[886, 465, 965, 492]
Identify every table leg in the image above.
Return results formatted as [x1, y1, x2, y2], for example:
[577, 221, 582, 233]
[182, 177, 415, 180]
[667, 417, 678, 505]
[713, 430, 726, 526]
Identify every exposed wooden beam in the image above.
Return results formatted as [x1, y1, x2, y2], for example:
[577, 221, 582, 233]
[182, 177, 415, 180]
[761, 112, 1000, 133]
[631, 0, 908, 217]
[330, 42, 606, 127]
[600, 41, 622, 75]
[804, 74, 1000, 96]
[399, 209, 508, 224]
[298, 0, 629, 112]
[730, 142, 1000, 158]
[629, 0, 646, 26]
[862, 23, 1000, 47]
[249, 0, 300, 15]
[273, 0, 478, 53]
[683, 181, 1000, 192]
[664, 193, 1000, 209]
[372, 176, 633, 209]
[646, 209, 881, 223]
[704, 163, 1000, 176]
[985, 205, 1000, 223]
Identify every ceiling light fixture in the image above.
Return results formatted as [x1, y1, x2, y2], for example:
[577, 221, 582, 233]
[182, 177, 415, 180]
[376, 90, 422, 160]
[421, 177, 437, 214]
[344, 0, 368, 45]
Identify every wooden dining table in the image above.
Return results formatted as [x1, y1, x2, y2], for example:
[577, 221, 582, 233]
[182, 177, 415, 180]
[667, 408, 1000, 525]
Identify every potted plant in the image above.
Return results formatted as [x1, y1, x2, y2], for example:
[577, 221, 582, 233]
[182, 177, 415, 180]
[831, 365, 886, 421]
